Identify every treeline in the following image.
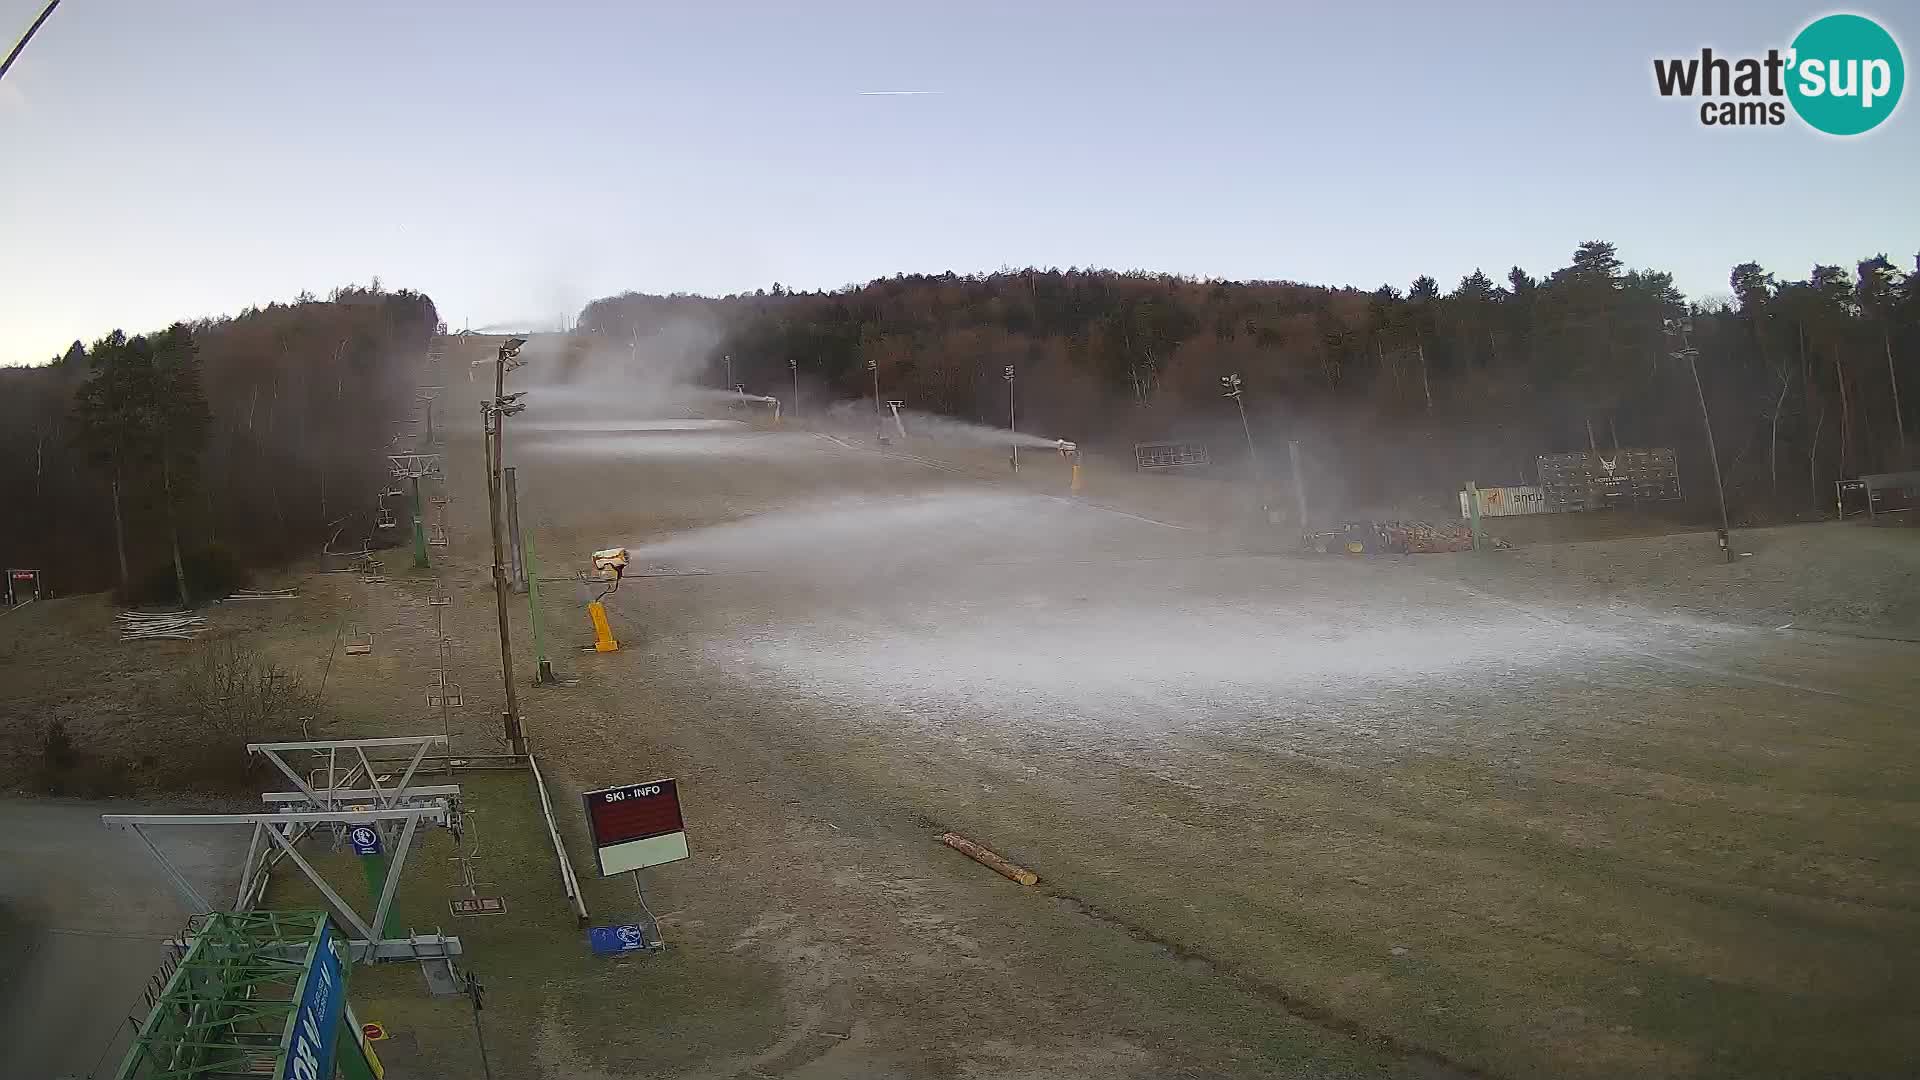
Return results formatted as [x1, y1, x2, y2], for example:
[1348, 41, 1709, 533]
[0, 284, 439, 600]
[578, 243, 1917, 518]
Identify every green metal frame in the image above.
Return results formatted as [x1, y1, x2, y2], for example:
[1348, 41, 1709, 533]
[115, 910, 345, 1080]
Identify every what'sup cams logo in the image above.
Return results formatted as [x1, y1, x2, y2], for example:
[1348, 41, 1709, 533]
[1655, 13, 1904, 134]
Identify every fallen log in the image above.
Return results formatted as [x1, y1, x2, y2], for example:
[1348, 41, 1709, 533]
[939, 831, 1039, 886]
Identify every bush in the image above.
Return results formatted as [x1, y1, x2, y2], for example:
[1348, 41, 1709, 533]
[41, 719, 76, 772]
[124, 545, 248, 608]
[33, 719, 130, 796]
[171, 638, 308, 789]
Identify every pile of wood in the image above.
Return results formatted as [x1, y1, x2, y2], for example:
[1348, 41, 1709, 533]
[225, 587, 299, 601]
[118, 610, 208, 641]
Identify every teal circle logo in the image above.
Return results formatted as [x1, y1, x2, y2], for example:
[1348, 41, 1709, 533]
[1787, 14, 1904, 135]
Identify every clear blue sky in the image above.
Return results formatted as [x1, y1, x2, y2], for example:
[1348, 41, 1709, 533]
[2, 0, 1914, 364]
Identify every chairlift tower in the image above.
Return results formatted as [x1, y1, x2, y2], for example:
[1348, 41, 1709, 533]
[385, 454, 441, 569]
[109, 910, 389, 1080]
[416, 385, 444, 444]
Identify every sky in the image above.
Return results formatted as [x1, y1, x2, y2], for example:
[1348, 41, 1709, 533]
[2, 0, 1916, 365]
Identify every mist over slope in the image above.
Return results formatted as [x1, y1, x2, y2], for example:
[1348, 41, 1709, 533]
[577, 250, 1920, 521]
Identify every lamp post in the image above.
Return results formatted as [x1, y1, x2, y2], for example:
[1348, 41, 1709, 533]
[1005, 365, 1018, 472]
[1221, 373, 1268, 515]
[1665, 318, 1734, 562]
[789, 357, 799, 418]
[484, 337, 529, 756]
[869, 359, 886, 444]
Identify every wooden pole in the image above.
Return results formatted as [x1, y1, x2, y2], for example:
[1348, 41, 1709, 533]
[485, 347, 525, 756]
[1686, 347, 1734, 563]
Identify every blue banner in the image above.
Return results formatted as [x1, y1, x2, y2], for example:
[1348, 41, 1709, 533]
[348, 825, 383, 857]
[589, 924, 654, 956]
[280, 923, 346, 1080]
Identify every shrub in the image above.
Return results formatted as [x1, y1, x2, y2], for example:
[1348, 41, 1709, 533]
[172, 638, 308, 788]
[32, 720, 129, 796]
[41, 719, 77, 772]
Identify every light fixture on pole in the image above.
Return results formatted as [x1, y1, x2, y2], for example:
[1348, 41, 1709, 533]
[1005, 365, 1018, 472]
[484, 336, 530, 757]
[869, 359, 887, 444]
[1221, 373, 1269, 515]
[789, 357, 799, 418]
[1663, 317, 1734, 562]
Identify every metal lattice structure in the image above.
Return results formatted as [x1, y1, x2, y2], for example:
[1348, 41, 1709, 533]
[114, 910, 338, 1080]
[386, 452, 443, 481]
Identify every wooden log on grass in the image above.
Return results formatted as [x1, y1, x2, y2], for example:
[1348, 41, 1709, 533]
[940, 831, 1039, 886]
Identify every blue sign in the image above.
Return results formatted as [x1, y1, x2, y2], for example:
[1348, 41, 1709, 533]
[589, 924, 654, 956]
[348, 825, 382, 857]
[280, 924, 345, 1080]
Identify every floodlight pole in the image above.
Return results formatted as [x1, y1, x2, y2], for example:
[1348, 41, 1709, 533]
[484, 340, 528, 756]
[1671, 325, 1734, 563]
[790, 357, 799, 419]
[1222, 373, 1269, 515]
[1005, 365, 1018, 472]
[869, 359, 884, 442]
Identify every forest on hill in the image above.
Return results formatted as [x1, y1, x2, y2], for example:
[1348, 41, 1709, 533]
[0, 285, 439, 599]
[577, 242, 1918, 519]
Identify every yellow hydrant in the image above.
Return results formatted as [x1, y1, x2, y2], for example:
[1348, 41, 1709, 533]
[1056, 440, 1082, 493]
[586, 547, 628, 653]
[588, 600, 618, 652]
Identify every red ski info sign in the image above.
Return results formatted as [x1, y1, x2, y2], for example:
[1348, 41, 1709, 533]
[582, 779, 689, 876]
